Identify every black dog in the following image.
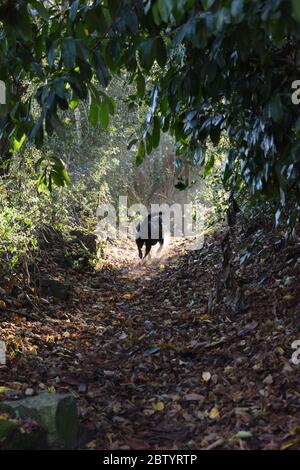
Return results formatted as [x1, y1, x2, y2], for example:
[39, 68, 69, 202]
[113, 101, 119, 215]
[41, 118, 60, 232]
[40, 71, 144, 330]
[136, 212, 164, 259]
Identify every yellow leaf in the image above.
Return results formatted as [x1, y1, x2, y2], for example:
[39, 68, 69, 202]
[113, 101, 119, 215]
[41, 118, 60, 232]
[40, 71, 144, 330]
[159, 264, 165, 270]
[48, 386, 56, 394]
[281, 438, 300, 450]
[0, 300, 6, 310]
[198, 313, 212, 322]
[0, 386, 12, 394]
[27, 345, 37, 354]
[283, 294, 294, 301]
[152, 401, 165, 411]
[85, 440, 97, 449]
[113, 402, 121, 414]
[123, 293, 133, 300]
[0, 414, 9, 421]
[209, 406, 220, 419]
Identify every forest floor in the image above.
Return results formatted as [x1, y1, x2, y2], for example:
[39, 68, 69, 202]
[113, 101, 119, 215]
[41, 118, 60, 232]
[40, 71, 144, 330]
[1, 224, 300, 450]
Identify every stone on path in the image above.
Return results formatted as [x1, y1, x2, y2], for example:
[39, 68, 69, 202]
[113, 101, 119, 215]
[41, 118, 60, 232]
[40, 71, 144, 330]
[0, 392, 79, 449]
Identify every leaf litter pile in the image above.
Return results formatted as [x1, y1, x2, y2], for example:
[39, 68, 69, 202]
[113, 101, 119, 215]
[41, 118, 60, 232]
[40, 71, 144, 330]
[1, 225, 300, 450]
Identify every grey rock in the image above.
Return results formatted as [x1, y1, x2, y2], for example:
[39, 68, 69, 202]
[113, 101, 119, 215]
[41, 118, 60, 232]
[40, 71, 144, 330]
[0, 392, 79, 449]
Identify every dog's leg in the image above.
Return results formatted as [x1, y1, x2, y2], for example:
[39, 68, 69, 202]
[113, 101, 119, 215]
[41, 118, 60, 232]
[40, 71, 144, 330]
[144, 242, 152, 260]
[157, 240, 164, 257]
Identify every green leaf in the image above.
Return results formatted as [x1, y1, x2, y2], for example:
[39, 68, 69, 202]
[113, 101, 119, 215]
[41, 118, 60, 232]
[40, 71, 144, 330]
[151, 3, 161, 25]
[123, 6, 138, 33]
[152, 116, 160, 148]
[155, 37, 167, 67]
[93, 50, 110, 87]
[61, 37, 76, 70]
[265, 95, 283, 123]
[136, 141, 145, 165]
[29, 116, 43, 142]
[51, 170, 64, 187]
[292, 0, 300, 21]
[61, 168, 71, 186]
[157, 0, 173, 22]
[47, 41, 57, 68]
[48, 157, 71, 187]
[175, 180, 188, 190]
[204, 154, 215, 176]
[108, 96, 115, 115]
[30, 1, 50, 20]
[99, 100, 109, 128]
[146, 133, 153, 154]
[138, 38, 156, 70]
[11, 133, 25, 152]
[231, 0, 244, 19]
[14, 8, 32, 40]
[108, 0, 119, 17]
[49, 112, 65, 138]
[69, 0, 79, 22]
[202, 0, 215, 10]
[137, 73, 145, 98]
[69, 99, 78, 110]
[89, 98, 99, 127]
[85, 6, 110, 34]
[107, 38, 121, 65]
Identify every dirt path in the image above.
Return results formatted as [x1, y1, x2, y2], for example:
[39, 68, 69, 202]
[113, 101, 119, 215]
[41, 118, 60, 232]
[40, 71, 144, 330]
[1, 236, 300, 449]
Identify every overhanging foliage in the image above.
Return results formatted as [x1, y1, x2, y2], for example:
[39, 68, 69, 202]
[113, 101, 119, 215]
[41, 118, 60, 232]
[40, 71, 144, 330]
[0, 0, 300, 224]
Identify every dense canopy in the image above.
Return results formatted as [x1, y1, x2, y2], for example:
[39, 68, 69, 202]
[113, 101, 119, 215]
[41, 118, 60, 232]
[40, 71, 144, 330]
[0, 0, 300, 224]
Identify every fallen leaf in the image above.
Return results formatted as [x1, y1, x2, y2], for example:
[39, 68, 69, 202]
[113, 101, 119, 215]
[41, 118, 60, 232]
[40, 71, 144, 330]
[86, 440, 97, 449]
[263, 374, 273, 385]
[152, 401, 165, 411]
[184, 393, 205, 402]
[281, 438, 300, 450]
[143, 346, 160, 357]
[209, 406, 220, 419]
[0, 386, 12, 395]
[202, 371, 211, 382]
[123, 293, 134, 300]
[283, 294, 294, 301]
[235, 431, 252, 439]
